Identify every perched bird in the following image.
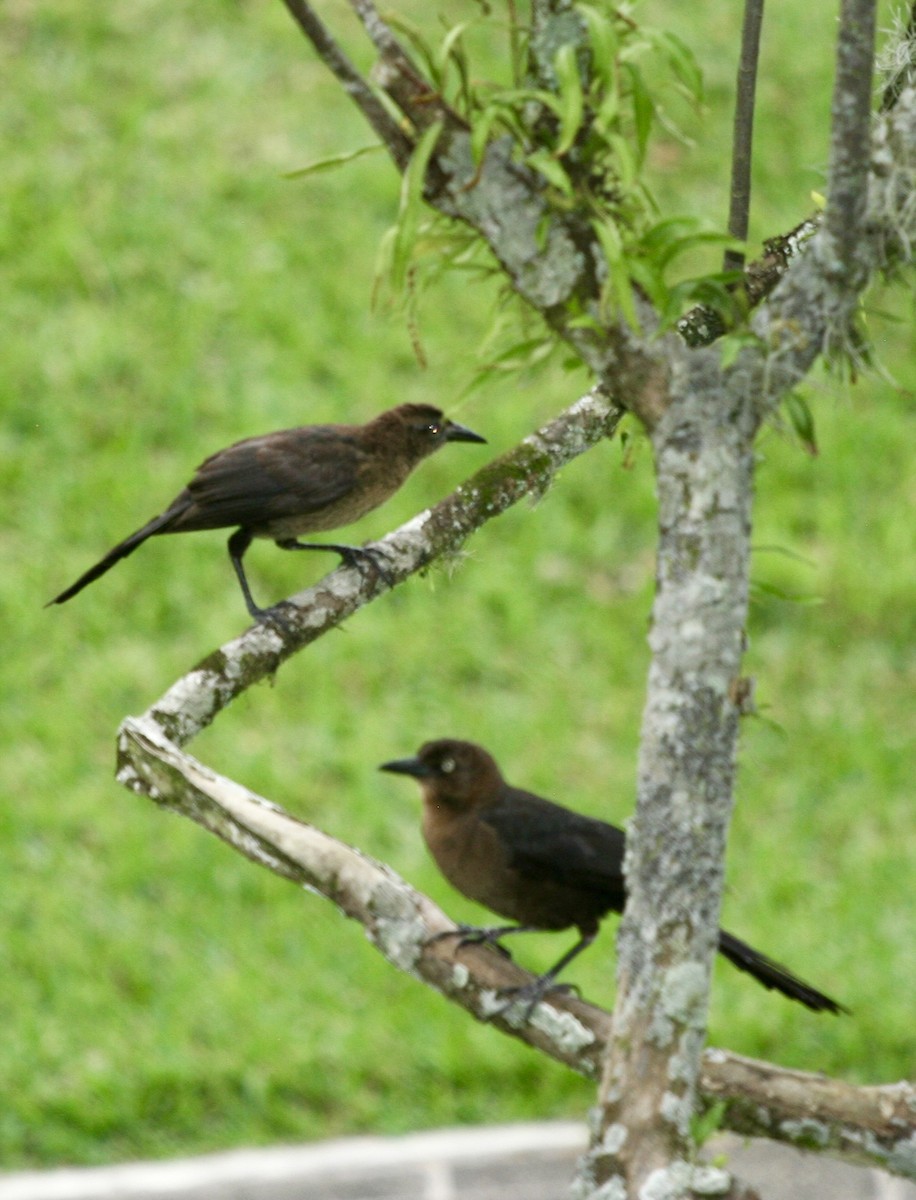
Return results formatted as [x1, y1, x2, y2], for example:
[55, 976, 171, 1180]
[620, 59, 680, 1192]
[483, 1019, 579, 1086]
[48, 404, 486, 622]
[381, 738, 846, 1016]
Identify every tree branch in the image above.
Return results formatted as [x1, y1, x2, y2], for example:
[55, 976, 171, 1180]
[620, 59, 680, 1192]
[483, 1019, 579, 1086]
[279, 0, 414, 169]
[724, 0, 765, 275]
[745, 0, 887, 420]
[822, 0, 878, 292]
[114, 721, 916, 1181]
[585, 348, 759, 1196]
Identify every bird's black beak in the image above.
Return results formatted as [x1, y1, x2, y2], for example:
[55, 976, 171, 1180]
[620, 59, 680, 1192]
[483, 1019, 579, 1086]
[444, 420, 487, 445]
[379, 756, 433, 779]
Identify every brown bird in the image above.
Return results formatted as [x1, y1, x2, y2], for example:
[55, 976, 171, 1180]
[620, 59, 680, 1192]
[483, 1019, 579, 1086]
[47, 404, 486, 622]
[380, 738, 847, 1017]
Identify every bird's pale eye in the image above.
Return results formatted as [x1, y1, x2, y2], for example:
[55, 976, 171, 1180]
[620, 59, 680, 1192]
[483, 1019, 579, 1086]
[439, 756, 456, 774]
[426, 424, 441, 436]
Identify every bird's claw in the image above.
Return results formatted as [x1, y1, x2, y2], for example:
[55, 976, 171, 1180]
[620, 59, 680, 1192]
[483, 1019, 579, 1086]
[493, 980, 578, 1022]
[251, 599, 298, 633]
[338, 545, 394, 588]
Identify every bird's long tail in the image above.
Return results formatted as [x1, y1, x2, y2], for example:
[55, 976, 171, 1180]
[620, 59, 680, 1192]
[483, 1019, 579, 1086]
[47, 508, 182, 605]
[717, 929, 847, 1014]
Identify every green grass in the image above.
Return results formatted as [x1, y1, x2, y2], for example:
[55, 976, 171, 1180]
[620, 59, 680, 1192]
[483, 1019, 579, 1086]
[2, 0, 914, 1170]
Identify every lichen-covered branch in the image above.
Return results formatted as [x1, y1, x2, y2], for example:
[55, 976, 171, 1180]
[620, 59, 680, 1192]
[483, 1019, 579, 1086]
[580, 349, 759, 1197]
[824, 0, 878, 292]
[699, 1052, 916, 1178]
[684, 79, 915, 396]
[114, 720, 916, 1181]
[130, 390, 624, 748]
[746, 23, 914, 424]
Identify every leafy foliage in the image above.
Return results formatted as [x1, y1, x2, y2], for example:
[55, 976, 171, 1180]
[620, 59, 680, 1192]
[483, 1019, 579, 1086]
[371, 2, 724, 340]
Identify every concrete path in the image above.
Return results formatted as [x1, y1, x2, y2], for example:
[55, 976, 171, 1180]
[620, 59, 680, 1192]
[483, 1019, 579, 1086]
[1, 1123, 913, 1199]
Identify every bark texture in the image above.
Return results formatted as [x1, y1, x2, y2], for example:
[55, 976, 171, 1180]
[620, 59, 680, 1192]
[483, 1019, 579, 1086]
[581, 356, 758, 1195]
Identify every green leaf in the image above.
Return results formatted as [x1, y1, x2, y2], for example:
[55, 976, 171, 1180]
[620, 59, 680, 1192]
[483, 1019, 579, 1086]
[485, 337, 556, 371]
[719, 332, 750, 370]
[622, 62, 654, 163]
[785, 390, 819, 456]
[470, 104, 507, 164]
[460, 335, 558, 397]
[608, 257, 641, 330]
[594, 84, 621, 136]
[625, 256, 668, 309]
[525, 149, 574, 197]
[608, 132, 638, 190]
[471, 91, 544, 161]
[575, 3, 619, 89]
[435, 22, 471, 75]
[593, 217, 640, 330]
[391, 121, 445, 293]
[651, 29, 704, 102]
[372, 224, 398, 305]
[284, 144, 382, 179]
[593, 215, 623, 263]
[386, 14, 440, 86]
[639, 218, 740, 271]
[553, 43, 585, 156]
[434, 21, 472, 104]
[691, 1101, 727, 1148]
[751, 579, 824, 605]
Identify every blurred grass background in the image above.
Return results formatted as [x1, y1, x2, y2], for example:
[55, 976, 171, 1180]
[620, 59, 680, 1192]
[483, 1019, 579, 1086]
[2, 0, 914, 1169]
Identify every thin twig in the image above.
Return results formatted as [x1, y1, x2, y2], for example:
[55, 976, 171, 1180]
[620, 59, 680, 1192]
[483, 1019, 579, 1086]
[280, 0, 414, 169]
[348, 0, 414, 61]
[724, 0, 765, 274]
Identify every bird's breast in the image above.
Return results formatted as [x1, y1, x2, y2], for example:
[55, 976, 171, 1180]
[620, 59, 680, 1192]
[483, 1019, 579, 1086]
[256, 454, 417, 539]
[422, 806, 532, 925]
[422, 803, 614, 933]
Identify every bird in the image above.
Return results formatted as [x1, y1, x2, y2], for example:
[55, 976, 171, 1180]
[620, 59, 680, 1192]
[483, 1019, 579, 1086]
[380, 738, 847, 1017]
[47, 404, 486, 622]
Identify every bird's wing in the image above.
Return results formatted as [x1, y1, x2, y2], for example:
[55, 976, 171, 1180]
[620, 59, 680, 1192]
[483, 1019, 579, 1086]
[180, 426, 363, 529]
[481, 790, 627, 905]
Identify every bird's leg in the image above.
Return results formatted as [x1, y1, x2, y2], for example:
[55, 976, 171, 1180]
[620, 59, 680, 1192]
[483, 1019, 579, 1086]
[227, 528, 282, 624]
[495, 928, 597, 1020]
[275, 539, 394, 587]
[226, 529, 298, 630]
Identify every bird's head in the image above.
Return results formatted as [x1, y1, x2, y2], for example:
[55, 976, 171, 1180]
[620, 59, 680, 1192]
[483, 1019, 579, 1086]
[380, 738, 502, 810]
[374, 404, 486, 462]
